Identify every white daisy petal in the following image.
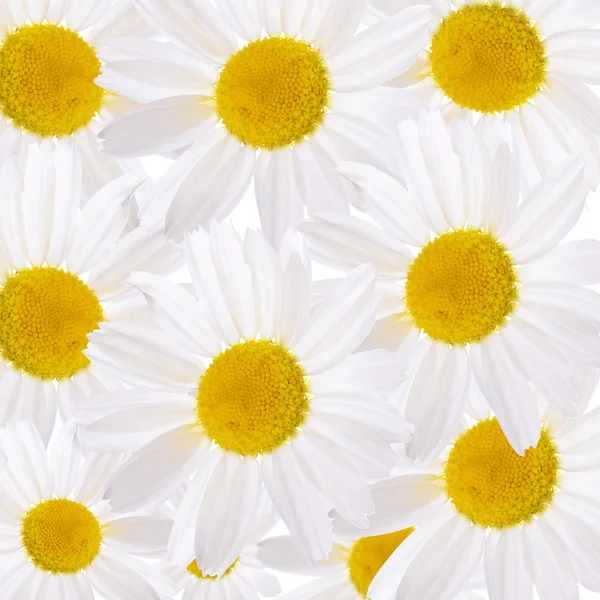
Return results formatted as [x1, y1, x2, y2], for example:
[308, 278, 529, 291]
[104, 515, 173, 556]
[485, 529, 533, 600]
[502, 157, 586, 263]
[518, 239, 600, 285]
[195, 454, 263, 576]
[184, 230, 240, 346]
[294, 264, 378, 373]
[65, 0, 111, 31]
[165, 137, 256, 242]
[105, 426, 206, 513]
[470, 336, 539, 455]
[292, 431, 372, 528]
[277, 254, 312, 348]
[485, 143, 519, 238]
[208, 221, 256, 341]
[548, 72, 600, 135]
[335, 475, 445, 539]
[66, 174, 143, 274]
[128, 272, 222, 357]
[302, 212, 412, 277]
[501, 319, 581, 415]
[46, 141, 81, 266]
[254, 148, 305, 249]
[307, 414, 400, 480]
[406, 344, 470, 463]
[522, 518, 579, 600]
[543, 505, 600, 592]
[302, 0, 365, 53]
[99, 97, 215, 158]
[257, 536, 346, 575]
[133, 0, 237, 62]
[243, 230, 283, 340]
[335, 161, 430, 247]
[327, 6, 431, 91]
[397, 516, 485, 600]
[310, 349, 407, 397]
[214, 0, 262, 41]
[87, 554, 160, 600]
[261, 445, 332, 564]
[547, 30, 600, 85]
[76, 389, 196, 452]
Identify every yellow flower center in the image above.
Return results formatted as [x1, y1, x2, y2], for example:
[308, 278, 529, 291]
[196, 340, 309, 457]
[187, 558, 239, 580]
[347, 529, 415, 598]
[405, 229, 517, 345]
[0, 23, 105, 137]
[21, 499, 102, 574]
[215, 37, 329, 149]
[444, 418, 559, 528]
[429, 3, 547, 113]
[0, 267, 104, 380]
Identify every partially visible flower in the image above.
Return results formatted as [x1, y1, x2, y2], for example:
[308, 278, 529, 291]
[0, 142, 179, 442]
[164, 493, 281, 600]
[0, 0, 154, 203]
[331, 400, 600, 600]
[258, 525, 484, 599]
[0, 420, 174, 599]
[371, 0, 600, 189]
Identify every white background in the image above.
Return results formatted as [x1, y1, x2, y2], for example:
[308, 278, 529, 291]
[141, 155, 600, 599]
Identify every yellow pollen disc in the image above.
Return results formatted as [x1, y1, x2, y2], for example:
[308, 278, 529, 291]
[429, 3, 547, 113]
[0, 23, 104, 137]
[196, 340, 309, 457]
[347, 529, 415, 598]
[0, 266, 104, 380]
[444, 418, 559, 528]
[187, 558, 238, 580]
[21, 499, 102, 574]
[405, 229, 518, 345]
[215, 37, 330, 149]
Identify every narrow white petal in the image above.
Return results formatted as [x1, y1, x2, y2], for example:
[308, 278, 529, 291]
[105, 426, 205, 512]
[67, 174, 143, 273]
[133, 0, 237, 62]
[294, 265, 378, 373]
[328, 6, 430, 91]
[100, 96, 215, 158]
[261, 445, 332, 564]
[166, 138, 256, 242]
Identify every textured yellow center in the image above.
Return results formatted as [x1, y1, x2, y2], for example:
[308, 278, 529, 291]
[429, 3, 547, 113]
[0, 267, 104, 380]
[196, 340, 309, 456]
[0, 24, 104, 137]
[348, 529, 415, 598]
[187, 558, 238, 580]
[215, 37, 329, 149]
[22, 499, 102, 574]
[444, 418, 559, 528]
[405, 229, 517, 345]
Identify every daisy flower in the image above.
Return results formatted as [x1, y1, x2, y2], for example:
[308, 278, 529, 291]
[301, 113, 600, 460]
[258, 529, 485, 599]
[163, 493, 281, 600]
[0, 420, 174, 599]
[96, 0, 431, 244]
[370, 0, 600, 189]
[76, 222, 412, 573]
[0, 0, 154, 200]
[327, 400, 600, 600]
[0, 142, 179, 442]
